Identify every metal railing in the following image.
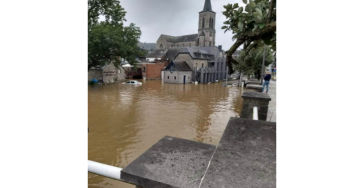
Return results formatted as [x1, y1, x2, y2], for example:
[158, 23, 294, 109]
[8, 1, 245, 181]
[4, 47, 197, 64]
[253, 106, 258, 120]
[88, 160, 123, 180]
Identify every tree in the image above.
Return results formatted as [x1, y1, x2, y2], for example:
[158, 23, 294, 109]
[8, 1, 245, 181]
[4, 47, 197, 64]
[222, 0, 276, 74]
[236, 42, 274, 79]
[88, 0, 142, 70]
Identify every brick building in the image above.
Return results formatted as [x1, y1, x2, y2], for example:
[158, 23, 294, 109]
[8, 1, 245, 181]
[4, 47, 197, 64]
[142, 63, 165, 80]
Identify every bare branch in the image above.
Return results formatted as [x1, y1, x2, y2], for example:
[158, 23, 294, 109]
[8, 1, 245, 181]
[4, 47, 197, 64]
[225, 39, 244, 74]
[226, 22, 276, 74]
[266, 0, 275, 25]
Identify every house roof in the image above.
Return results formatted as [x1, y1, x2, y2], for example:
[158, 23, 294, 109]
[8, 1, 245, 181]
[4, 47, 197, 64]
[164, 61, 192, 72]
[177, 47, 214, 60]
[174, 61, 192, 71]
[146, 49, 167, 58]
[136, 59, 155, 64]
[164, 48, 181, 61]
[160, 34, 199, 43]
[198, 46, 222, 56]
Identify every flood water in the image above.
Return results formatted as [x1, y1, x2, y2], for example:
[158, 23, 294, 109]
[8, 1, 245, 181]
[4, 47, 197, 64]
[88, 80, 244, 188]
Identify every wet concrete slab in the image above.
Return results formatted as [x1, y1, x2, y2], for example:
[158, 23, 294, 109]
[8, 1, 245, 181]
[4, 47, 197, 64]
[246, 80, 261, 85]
[120, 136, 216, 188]
[242, 91, 271, 101]
[200, 118, 276, 188]
[246, 84, 263, 91]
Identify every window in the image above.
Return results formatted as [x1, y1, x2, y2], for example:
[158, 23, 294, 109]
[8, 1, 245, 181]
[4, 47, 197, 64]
[160, 44, 163, 49]
[183, 43, 185, 47]
[202, 17, 205, 28]
[211, 18, 214, 28]
[143, 67, 146, 72]
[209, 41, 212, 46]
[174, 76, 177, 80]
[202, 63, 204, 67]
[210, 32, 212, 37]
[177, 44, 179, 47]
[189, 43, 191, 47]
[188, 76, 190, 79]
[168, 76, 170, 79]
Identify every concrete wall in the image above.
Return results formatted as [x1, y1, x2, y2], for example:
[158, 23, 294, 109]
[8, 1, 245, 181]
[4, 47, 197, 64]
[163, 71, 193, 84]
[156, 38, 197, 50]
[88, 64, 126, 83]
[88, 70, 103, 82]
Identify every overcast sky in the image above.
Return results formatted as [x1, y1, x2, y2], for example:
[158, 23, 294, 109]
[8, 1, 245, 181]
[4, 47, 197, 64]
[118, 0, 244, 51]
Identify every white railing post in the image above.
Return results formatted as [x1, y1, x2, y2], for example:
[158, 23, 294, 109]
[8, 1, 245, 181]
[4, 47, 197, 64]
[253, 106, 258, 120]
[88, 160, 123, 180]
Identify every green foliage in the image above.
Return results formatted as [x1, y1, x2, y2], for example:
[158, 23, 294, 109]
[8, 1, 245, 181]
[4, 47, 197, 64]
[88, 0, 142, 69]
[236, 42, 274, 78]
[222, 0, 276, 42]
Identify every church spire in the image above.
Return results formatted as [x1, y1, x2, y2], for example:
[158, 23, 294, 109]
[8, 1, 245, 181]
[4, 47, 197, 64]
[202, 0, 212, 12]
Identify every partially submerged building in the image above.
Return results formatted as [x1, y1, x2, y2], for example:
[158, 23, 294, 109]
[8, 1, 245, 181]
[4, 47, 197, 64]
[141, 62, 165, 80]
[148, 0, 228, 84]
[88, 63, 126, 83]
[162, 46, 227, 84]
[163, 61, 193, 84]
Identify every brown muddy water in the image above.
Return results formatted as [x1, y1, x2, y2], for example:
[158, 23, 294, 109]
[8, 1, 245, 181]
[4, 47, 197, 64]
[88, 80, 244, 188]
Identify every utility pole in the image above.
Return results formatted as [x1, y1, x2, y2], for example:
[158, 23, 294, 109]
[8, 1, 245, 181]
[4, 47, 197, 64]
[261, 45, 266, 85]
[225, 66, 228, 86]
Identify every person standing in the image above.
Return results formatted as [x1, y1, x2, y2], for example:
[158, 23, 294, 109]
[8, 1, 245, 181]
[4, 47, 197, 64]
[262, 71, 271, 93]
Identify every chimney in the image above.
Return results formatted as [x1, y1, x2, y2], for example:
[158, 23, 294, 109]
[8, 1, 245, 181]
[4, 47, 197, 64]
[218, 45, 222, 51]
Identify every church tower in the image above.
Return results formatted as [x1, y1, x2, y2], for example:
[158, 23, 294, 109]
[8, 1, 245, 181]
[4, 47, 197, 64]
[198, 0, 216, 47]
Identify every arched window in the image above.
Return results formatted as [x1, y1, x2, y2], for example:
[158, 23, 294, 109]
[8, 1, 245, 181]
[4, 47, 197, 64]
[160, 44, 163, 49]
[211, 18, 214, 28]
[209, 18, 212, 28]
[196, 38, 199, 47]
[202, 17, 205, 28]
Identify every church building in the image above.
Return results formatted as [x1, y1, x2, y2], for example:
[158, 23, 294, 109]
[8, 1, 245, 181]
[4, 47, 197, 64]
[156, 0, 216, 49]
[148, 0, 229, 84]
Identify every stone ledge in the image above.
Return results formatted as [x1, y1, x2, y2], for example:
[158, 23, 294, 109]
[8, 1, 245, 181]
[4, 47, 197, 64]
[242, 92, 271, 101]
[120, 136, 215, 188]
[200, 118, 276, 188]
[246, 84, 263, 91]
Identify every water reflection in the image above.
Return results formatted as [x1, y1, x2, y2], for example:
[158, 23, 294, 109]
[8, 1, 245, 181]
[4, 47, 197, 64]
[88, 80, 244, 188]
